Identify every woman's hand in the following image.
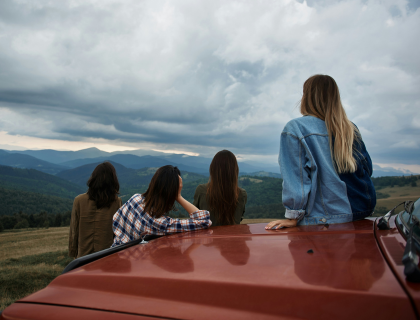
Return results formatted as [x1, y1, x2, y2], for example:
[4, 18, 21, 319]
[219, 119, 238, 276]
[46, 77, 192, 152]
[265, 219, 298, 230]
[176, 175, 200, 215]
[177, 175, 183, 202]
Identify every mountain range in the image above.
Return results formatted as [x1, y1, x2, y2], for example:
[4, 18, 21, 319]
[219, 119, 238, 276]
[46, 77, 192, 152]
[0, 148, 281, 176]
[0, 147, 417, 177]
[0, 150, 69, 175]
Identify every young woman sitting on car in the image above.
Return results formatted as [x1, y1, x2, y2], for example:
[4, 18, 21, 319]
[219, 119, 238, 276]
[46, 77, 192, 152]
[112, 165, 211, 246]
[193, 150, 247, 226]
[266, 74, 376, 230]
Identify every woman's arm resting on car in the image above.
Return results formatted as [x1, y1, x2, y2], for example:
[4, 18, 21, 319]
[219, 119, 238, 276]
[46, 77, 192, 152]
[265, 131, 311, 230]
[265, 219, 298, 230]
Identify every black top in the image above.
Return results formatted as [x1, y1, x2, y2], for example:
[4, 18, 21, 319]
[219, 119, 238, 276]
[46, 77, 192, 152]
[193, 183, 247, 226]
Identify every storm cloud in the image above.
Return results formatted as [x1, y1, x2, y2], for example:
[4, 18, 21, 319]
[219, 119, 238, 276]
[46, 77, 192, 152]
[0, 0, 419, 168]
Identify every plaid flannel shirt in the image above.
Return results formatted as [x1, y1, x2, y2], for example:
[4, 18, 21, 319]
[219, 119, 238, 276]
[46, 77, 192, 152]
[112, 194, 211, 247]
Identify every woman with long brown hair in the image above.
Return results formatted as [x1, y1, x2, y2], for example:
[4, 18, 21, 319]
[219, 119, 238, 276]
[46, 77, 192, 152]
[112, 165, 211, 246]
[69, 162, 122, 258]
[266, 74, 376, 229]
[193, 150, 247, 226]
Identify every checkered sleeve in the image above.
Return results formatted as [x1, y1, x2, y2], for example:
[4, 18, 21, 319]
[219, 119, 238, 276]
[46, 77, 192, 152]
[112, 194, 145, 247]
[162, 210, 212, 233]
[112, 195, 212, 246]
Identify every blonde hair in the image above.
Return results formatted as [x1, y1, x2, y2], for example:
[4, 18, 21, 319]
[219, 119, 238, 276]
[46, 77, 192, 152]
[300, 75, 360, 173]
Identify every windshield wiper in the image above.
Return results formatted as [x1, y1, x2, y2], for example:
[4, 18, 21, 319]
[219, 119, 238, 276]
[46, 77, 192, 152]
[377, 200, 420, 282]
[377, 201, 412, 230]
[401, 202, 420, 282]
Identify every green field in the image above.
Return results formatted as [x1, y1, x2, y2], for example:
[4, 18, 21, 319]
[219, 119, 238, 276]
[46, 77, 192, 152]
[0, 227, 72, 310]
[375, 184, 420, 214]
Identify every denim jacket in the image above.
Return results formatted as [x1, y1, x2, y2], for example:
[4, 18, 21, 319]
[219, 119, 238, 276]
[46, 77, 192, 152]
[279, 116, 376, 225]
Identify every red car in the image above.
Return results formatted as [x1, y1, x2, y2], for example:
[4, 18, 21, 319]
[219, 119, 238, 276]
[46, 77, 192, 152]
[1, 199, 419, 320]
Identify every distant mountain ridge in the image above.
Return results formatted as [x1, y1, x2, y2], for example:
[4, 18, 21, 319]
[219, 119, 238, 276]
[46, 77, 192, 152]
[59, 154, 208, 174]
[2, 147, 416, 177]
[3, 147, 281, 175]
[372, 164, 419, 177]
[0, 150, 70, 175]
[7, 147, 110, 164]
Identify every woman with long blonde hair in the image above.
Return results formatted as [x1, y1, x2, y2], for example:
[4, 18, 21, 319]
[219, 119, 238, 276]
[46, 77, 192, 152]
[266, 75, 376, 229]
[193, 150, 247, 226]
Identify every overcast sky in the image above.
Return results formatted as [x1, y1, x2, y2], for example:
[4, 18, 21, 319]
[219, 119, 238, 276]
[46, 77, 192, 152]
[0, 0, 419, 171]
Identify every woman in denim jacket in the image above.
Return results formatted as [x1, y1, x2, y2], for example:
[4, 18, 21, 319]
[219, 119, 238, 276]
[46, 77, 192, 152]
[266, 75, 376, 229]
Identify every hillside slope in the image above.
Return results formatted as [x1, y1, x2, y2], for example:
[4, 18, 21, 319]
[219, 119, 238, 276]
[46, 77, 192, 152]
[0, 150, 69, 175]
[0, 187, 73, 215]
[0, 165, 85, 199]
[179, 175, 285, 219]
[56, 162, 207, 202]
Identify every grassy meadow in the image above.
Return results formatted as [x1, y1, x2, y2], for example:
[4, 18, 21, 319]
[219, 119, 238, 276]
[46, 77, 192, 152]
[0, 227, 72, 310]
[376, 184, 420, 214]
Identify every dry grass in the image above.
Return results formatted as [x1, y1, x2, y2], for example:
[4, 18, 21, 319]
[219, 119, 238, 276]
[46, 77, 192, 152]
[0, 227, 69, 260]
[377, 185, 420, 211]
[0, 227, 72, 310]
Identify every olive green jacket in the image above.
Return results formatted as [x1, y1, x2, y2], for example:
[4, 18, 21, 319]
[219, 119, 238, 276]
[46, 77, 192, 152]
[193, 184, 247, 226]
[69, 193, 122, 258]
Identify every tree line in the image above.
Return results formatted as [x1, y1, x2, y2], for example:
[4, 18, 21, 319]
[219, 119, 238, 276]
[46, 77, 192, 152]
[372, 175, 419, 189]
[1, 173, 418, 231]
[0, 211, 72, 232]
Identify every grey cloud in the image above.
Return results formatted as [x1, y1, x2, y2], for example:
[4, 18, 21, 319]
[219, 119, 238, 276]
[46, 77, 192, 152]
[407, 0, 420, 11]
[0, 0, 419, 166]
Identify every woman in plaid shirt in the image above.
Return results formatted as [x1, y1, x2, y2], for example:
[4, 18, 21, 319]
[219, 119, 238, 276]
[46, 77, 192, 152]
[112, 165, 211, 246]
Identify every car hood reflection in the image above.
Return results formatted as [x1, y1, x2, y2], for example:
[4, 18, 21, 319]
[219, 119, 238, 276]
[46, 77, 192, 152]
[288, 233, 385, 291]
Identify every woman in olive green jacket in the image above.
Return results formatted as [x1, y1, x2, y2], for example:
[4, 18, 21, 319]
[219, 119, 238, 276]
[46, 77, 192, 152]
[193, 150, 247, 226]
[69, 162, 122, 258]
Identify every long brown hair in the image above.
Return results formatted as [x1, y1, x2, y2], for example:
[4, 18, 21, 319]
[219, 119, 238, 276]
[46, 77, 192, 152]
[143, 165, 180, 218]
[300, 74, 360, 173]
[206, 150, 240, 225]
[87, 162, 120, 209]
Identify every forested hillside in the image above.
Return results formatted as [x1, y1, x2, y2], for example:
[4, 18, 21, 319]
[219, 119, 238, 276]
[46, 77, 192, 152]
[372, 175, 419, 189]
[175, 176, 285, 219]
[57, 162, 207, 202]
[0, 165, 85, 199]
[1, 164, 419, 231]
[0, 187, 73, 216]
[0, 210, 71, 231]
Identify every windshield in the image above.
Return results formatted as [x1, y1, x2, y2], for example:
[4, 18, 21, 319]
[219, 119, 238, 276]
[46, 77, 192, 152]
[401, 198, 420, 238]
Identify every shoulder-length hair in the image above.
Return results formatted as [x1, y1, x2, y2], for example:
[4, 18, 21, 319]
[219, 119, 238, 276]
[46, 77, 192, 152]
[300, 74, 360, 173]
[206, 150, 240, 225]
[87, 162, 120, 209]
[143, 165, 181, 218]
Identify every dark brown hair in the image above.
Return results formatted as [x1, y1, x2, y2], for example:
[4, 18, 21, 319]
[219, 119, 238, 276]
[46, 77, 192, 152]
[300, 74, 360, 173]
[143, 165, 181, 218]
[206, 150, 240, 225]
[87, 162, 120, 209]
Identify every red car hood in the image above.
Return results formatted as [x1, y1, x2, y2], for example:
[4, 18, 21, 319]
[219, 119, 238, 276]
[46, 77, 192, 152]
[19, 221, 416, 320]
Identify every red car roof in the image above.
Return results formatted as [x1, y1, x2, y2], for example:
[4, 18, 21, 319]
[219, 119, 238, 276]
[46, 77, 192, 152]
[12, 221, 418, 319]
